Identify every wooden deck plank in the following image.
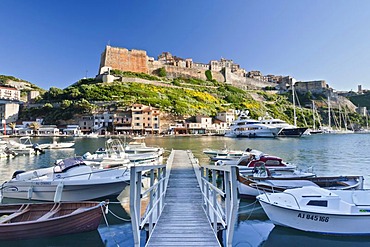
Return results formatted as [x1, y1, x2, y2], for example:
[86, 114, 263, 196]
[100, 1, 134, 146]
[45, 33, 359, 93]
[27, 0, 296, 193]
[146, 150, 220, 247]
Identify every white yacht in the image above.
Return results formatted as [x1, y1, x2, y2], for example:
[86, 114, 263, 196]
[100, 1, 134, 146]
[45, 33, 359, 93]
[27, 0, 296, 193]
[226, 111, 282, 138]
[260, 114, 308, 137]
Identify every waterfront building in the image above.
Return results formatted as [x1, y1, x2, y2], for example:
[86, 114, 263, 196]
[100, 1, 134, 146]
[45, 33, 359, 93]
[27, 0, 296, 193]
[62, 125, 81, 136]
[78, 104, 161, 135]
[79, 116, 95, 134]
[131, 104, 160, 135]
[215, 110, 235, 126]
[37, 125, 60, 136]
[0, 101, 20, 123]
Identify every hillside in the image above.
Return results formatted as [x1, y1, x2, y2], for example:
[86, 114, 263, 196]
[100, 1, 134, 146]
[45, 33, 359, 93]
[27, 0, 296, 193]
[0, 75, 46, 99]
[17, 74, 312, 125]
[8, 71, 365, 129]
[348, 92, 370, 109]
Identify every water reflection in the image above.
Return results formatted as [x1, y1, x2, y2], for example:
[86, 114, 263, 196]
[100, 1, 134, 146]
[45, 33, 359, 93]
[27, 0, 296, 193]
[1, 135, 370, 246]
[263, 226, 370, 247]
[0, 230, 105, 247]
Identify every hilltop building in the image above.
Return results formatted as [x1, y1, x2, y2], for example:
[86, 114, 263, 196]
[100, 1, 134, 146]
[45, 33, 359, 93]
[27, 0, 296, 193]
[97, 45, 275, 89]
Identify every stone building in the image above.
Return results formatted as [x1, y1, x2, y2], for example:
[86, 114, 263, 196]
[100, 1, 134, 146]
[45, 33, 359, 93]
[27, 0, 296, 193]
[295, 80, 328, 94]
[99, 45, 148, 74]
[97, 45, 274, 89]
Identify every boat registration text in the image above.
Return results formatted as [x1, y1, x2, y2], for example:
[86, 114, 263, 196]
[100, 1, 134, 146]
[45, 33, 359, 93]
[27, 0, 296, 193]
[297, 213, 329, 222]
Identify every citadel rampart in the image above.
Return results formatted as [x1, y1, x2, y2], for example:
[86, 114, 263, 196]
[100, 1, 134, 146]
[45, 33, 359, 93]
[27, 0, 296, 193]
[100, 46, 148, 73]
[98, 45, 277, 90]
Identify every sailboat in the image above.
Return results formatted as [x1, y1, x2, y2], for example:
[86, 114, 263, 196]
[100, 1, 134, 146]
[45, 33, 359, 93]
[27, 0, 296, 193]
[322, 95, 354, 134]
[261, 82, 308, 137]
[308, 101, 323, 134]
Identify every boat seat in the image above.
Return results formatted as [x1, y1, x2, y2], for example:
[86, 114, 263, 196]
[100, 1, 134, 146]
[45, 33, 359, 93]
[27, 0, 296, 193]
[71, 207, 88, 214]
[0, 204, 30, 224]
[36, 203, 61, 221]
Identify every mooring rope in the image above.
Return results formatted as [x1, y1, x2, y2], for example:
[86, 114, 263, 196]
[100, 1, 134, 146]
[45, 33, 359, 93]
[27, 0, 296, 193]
[101, 204, 120, 247]
[238, 200, 258, 221]
[238, 200, 258, 209]
[107, 208, 131, 222]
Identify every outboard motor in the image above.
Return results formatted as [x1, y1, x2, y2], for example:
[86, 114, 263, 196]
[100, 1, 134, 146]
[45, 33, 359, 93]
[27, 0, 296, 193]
[33, 144, 45, 154]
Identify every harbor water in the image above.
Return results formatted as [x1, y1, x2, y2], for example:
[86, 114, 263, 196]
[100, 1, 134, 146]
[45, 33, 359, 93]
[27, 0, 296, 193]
[1, 134, 370, 246]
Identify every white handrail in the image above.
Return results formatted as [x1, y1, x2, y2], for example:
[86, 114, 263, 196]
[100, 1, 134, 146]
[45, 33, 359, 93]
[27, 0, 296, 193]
[130, 162, 168, 247]
[200, 164, 238, 247]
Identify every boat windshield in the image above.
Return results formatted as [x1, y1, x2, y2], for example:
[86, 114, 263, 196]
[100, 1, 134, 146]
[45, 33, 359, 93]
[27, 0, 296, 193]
[54, 157, 86, 173]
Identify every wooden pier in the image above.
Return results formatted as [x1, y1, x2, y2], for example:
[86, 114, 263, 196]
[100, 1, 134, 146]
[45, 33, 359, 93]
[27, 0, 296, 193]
[130, 150, 237, 247]
[146, 150, 220, 246]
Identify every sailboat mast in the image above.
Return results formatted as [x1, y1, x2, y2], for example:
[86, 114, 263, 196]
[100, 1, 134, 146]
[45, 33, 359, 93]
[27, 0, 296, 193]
[312, 101, 316, 130]
[328, 95, 331, 129]
[292, 82, 297, 127]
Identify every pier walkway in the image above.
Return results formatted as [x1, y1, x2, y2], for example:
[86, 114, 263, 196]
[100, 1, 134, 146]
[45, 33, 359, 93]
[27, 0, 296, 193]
[146, 150, 220, 246]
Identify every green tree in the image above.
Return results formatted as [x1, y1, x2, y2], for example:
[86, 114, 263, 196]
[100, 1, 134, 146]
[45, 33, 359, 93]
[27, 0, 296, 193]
[48, 87, 63, 98]
[205, 70, 212, 81]
[158, 67, 167, 77]
[29, 122, 40, 136]
[8, 122, 16, 135]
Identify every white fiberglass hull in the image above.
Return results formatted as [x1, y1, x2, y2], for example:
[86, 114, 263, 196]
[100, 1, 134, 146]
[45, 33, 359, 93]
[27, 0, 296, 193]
[2, 179, 128, 202]
[258, 198, 370, 235]
[235, 127, 281, 138]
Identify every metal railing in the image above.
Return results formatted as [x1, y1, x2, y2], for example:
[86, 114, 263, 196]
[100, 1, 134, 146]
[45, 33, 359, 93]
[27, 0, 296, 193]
[130, 152, 172, 247]
[199, 163, 238, 247]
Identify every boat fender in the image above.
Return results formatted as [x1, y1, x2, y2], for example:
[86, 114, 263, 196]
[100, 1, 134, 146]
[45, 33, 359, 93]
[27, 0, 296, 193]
[105, 202, 109, 214]
[27, 187, 33, 199]
[12, 170, 25, 179]
[54, 182, 64, 203]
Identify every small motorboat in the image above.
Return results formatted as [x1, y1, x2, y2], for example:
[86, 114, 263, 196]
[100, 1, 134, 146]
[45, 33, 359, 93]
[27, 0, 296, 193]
[203, 147, 264, 161]
[217, 154, 297, 173]
[238, 172, 363, 198]
[257, 186, 370, 235]
[1, 157, 130, 202]
[82, 138, 163, 168]
[0, 201, 107, 240]
[124, 136, 164, 155]
[39, 141, 75, 149]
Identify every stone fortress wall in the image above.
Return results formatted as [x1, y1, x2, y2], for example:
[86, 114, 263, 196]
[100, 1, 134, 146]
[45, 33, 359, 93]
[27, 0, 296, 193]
[99, 45, 273, 90]
[100, 46, 148, 73]
[98, 45, 337, 94]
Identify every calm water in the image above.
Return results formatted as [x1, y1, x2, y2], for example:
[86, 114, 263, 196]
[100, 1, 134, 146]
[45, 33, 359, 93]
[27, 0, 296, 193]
[2, 134, 370, 246]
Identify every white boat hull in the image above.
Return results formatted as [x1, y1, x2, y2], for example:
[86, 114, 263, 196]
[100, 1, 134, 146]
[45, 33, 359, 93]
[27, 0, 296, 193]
[2, 179, 128, 202]
[235, 128, 280, 138]
[259, 200, 370, 235]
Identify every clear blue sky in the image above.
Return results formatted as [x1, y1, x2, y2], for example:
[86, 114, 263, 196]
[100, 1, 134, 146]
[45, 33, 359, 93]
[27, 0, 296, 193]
[1, 0, 370, 91]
